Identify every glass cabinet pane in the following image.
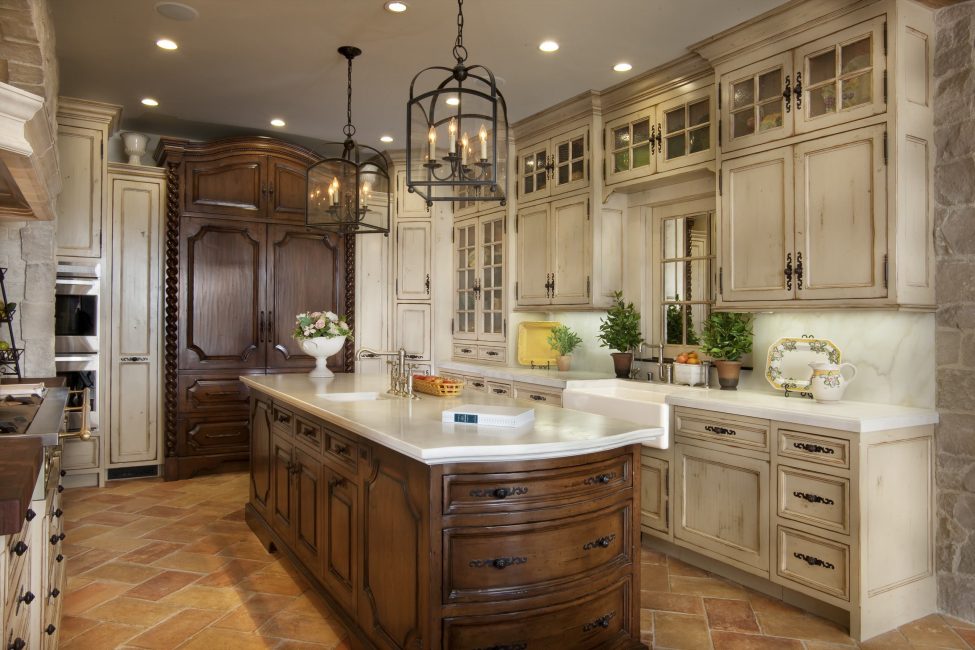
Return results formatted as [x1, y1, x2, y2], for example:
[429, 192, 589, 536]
[666, 108, 685, 133]
[479, 216, 504, 337]
[455, 224, 477, 335]
[663, 96, 710, 162]
[732, 79, 754, 109]
[555, 134, 586, 186]
[757, 69, 781, 101]
[841, 37, 871, 74]
[632, 120, 651, 144]
[808, 50, 836, 85]
[803, 34, 873, 120]
[613, 126, 630, 150]
[688, 127, 709, 154]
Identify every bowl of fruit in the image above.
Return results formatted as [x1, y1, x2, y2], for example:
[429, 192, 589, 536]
[673, 351, 706, 386]
[412, 374, 464, 397]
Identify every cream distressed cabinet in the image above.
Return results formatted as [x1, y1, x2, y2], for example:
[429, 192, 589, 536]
[516, 125, 589, 203]
[516, 195, 591, 307]
[55, 98, 121, 259]
[452, 209, 506, 363]
[107, 164, 166, 466]
[395, 221, 432, 302]
[392, 169, 435, 363]
[720, 124, 887, 303]
[720, 16, 886, 153]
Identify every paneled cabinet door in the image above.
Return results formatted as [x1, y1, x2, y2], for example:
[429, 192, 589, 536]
[453, 219, 478, 340]
[395, 303, 432, 361]
[793, 18, 886, 136]
[56, 124, 104, 258]
[267, 156, 309, 223]
[396, 169, 429, 218]
[675, 444, 770, 571]
[322, 465, 357, 613]
[109, 174, 162, 464]
[794, 125, 887, 300]
[720, 147, 795, 302]
[656, 86, 715, 173]
[183, 153, 267, 219]
[641, 455, 669, 534]
[293, 447, 323, 570]
[517, 141, 551, 202]
[250, 398, 273, 519]
[551, 126, 589, 195]
[550, 195, 591, 305]
[266, 226, 346, 370]
[516, 203, 551, 306]
[477, 213, 506, 342]
[396, 221, 432, 301]
[270, 434, 295, 544]
[721, 52, 794, 152]
[179, 218, 267, 370]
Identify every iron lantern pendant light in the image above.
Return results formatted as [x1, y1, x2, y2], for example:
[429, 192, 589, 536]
[307, 46, 390, 235]
[406, 0, 509, 207]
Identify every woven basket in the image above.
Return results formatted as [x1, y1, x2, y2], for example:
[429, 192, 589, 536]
[412, 376, 464, 397]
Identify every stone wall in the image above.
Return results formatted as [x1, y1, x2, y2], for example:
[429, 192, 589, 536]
[0, 0, 59, 124]
[934, 0, 975, 623]
[0, 221, 54, 377]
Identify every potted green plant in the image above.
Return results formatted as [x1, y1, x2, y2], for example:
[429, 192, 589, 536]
[597, 291, 644, 379]
[547, 324, 583, 372]
[699, 312, 754, 390]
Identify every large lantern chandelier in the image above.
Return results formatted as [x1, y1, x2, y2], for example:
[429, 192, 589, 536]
[306, 46, 390, 235]
[406, 0, 508, 207]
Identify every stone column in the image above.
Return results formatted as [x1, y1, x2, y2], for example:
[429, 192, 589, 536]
[934, 0, 975, 623]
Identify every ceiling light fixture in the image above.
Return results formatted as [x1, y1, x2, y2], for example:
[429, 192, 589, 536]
[270, 118, 286, 127]
[538, 40, 559, 53]
[384, 1, 408, 12]
[154, 2, 199, 21]
[406, 0, 509, 207]
[141, 97, 159, 106]
[445, 96, 460, 106]
[380, 135, 394, 143]
[306, 46, 390, 235]
[613, 62, 633, 72]
[156, 38, 178, 50]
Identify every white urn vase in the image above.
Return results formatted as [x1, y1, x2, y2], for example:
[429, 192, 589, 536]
[121, 132, 149, 165]
[300, 336, 346, 378]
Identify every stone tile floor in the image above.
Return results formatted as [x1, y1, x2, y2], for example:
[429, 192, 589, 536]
[61, 472, 975, 649]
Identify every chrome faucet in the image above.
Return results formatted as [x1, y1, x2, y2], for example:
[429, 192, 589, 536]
[356, 347, 422, 399]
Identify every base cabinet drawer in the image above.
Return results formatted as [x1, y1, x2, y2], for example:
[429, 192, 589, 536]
[513, 383, 563, 407]
[179, 417, 250, 455]
[778, 428, 851, 469]
[444, 503, 631, 603]
[62, 435, 100, 470]
[453, 344, 478, 360]
[485, 380, 513, 397]
[443, 576, 632, 649]
[775, 526, 850, 601]
[178, 374, 252, 413]
[675, 407, 770, 451]
[477, 345, 506, 364]
[777, 466, 850, 534]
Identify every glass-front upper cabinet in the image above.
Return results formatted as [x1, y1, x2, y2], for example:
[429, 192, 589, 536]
[478, 212, 505, 342]
[721, 52, 794, 152]
[605, 109, 654, 185]
[517, 143, 550, 203]
[453, 220, 478, 341]
[551, 126, 589, 195]
[657, 86, 715, 173]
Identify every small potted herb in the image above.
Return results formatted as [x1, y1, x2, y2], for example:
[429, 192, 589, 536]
[597, 291, 644, 379]
[699, 312, 754, 390]
[547, 324, 583, 372]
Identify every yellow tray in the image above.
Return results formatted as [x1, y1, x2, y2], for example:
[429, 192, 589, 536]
[516, 321, 561, 366]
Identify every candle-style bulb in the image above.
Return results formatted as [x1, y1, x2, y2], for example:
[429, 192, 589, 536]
[478, 124, 488, 160]
[428, 125, 436, 160]
[461, 133, 469, 165]
[448, 117, 458, 153]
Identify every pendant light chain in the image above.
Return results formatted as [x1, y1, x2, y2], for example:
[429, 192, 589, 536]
[343, 53, 355, 138]
[452, 0, 467, 64]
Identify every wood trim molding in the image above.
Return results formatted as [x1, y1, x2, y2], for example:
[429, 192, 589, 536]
[344, 234, 356, 373]
[164, 161, 181, 458]
[154, 135, 325, 167]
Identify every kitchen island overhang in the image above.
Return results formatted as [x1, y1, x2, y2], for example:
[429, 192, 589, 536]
[242, 373, 658, 650]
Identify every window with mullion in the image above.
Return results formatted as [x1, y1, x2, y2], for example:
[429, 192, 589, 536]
[659, 212, 713, 347]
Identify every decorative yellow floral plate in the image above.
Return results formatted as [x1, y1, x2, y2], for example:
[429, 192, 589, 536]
[765, 336, 842, 392]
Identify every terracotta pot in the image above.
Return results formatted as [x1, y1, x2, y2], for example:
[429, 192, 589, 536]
[714, 360, 742, 390]
[610, 352, 633, 379]
[557, 355, 572, 372]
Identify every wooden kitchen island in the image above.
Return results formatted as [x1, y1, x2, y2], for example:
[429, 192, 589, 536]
[242, 374, 662, 650]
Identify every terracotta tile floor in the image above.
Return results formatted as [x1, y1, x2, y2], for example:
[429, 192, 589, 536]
[62, 472, 975, 649]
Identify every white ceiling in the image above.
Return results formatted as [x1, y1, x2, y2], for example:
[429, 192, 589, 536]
[52, 0, 787, 150]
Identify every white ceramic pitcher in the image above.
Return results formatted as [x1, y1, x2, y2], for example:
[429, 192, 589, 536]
[808, 361, 857, 402]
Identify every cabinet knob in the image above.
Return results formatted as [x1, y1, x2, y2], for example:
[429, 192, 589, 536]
[54, 508, 63, 518]
[57, 484, 64, 493]
[56, 553, 64, 563]
[50, 588, 60, 599]
[18, 591, 35, 605]
[60, 469, 66, 477]
[8, 637, 25, 650]
[13, 541, 27, 556]
[25, 508, 35, 522]
[45, 624, 57, 636]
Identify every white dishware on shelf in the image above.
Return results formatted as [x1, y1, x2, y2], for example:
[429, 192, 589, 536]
[301, 336, 346, 378]
[808, 361, 858, 402]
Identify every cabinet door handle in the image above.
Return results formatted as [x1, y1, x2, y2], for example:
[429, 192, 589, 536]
[784, 253, 793, 290]
[655, 123, 662, 153]
[793, 491, 835, 505]
[793, 72, 803, 110]
[333, 443, 350, 455]
[275, 412, 291, 424]
[473, 643, 527, 650]
[299, 426, 317, 439]
[793, 442, 835, 455]
[583, 611, 616, 632]
[649, 123, 656, 156]
[268, 183, 275, 196]
[794, 552, 834, 569]
[425, 273, 431, 295]
[705, 424, 737, 436]
[259, 311, 265, 342]
[120, 356, 150, 362]
[583, 534, 616, 550]
[472, 381, 484, 388]
[783, 74, 792, 113]
[795, 251, 804, 290]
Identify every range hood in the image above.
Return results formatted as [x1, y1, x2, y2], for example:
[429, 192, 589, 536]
[0, 81, 60, 221]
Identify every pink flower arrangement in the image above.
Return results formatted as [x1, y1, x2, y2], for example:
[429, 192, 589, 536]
[293, 311, 352, 341]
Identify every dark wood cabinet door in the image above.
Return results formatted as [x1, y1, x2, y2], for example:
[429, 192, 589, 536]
[323, 465, 358, 614]
[293, 447, 323, 571]
[250, 397, 273, 519]
[183, 153, 267, 219]
[271, 433, 295, 544]
[179, 217, 267, 370]
[268, 156, 309, 223]
[266, 225, 346, 371]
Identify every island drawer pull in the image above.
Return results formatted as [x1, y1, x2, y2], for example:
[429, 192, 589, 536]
[793, 491, 834, 505]
[583, 534, 616, 550]
[333, 443, 350, 455]
[582, 611, 616, 632]
[794, 552, 835, 570]
[468, 486, 528, 499]
[793, 442, 835, 454]
[705, 425, 736, 436]
[300, 426, 318, 438]
[461, 348, 474, 354]
[584, 472, 615, 485]
[328, 477, 347, 488]
[208, 390, 241, 398]
[469, 556, 526, 570]
[275, 412, 292, 424]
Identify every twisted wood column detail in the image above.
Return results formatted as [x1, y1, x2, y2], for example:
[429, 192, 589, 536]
[164, 162, 181, 457]
[344, 233, 356, 373]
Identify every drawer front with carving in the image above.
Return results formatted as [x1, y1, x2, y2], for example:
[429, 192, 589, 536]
[513, 383, 563, 407]
[778, 466, 850, 534]
[675, 407, 770, 451]
[179, 417, 250, 455]
[178, 375, 252, 413]
[324, 429, 359, 472]
[443, 575, 631, 649]
[294, 416, 322, 454]
[271, 404, 295, 437]
[776, 526, 850, 601]
[443, 454, 632, 515]
[444, 503, 630, 602]
[778, 429, 850, 469]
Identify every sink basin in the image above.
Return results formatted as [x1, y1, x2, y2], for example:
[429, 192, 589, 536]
[318, 391, 389, 402]
[563, 380, 674, 449]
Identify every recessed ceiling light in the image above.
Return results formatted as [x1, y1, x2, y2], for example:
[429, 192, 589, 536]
[380, 135, 394, 143]
[384, 1, 407, 12]
[154, 2, 199, 21]
[445, 96, 460, 106]
[141, 97, 159, 106]
[270, 118, 286, 127]
[613, 62, 633, 72]
[538, 40, 559, 53]
[156, 38, 178, 50]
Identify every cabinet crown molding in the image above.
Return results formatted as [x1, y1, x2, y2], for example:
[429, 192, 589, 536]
[154, 135, 327, 166]
[512, 90, 601, 144]
[599, 54, 713, 116]
[57, 96, 122, 133]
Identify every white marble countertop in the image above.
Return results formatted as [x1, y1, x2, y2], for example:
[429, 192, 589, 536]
[437, 360, 616, 389]
[564, 379, 939, 433]
[241, 374, 663, 464]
